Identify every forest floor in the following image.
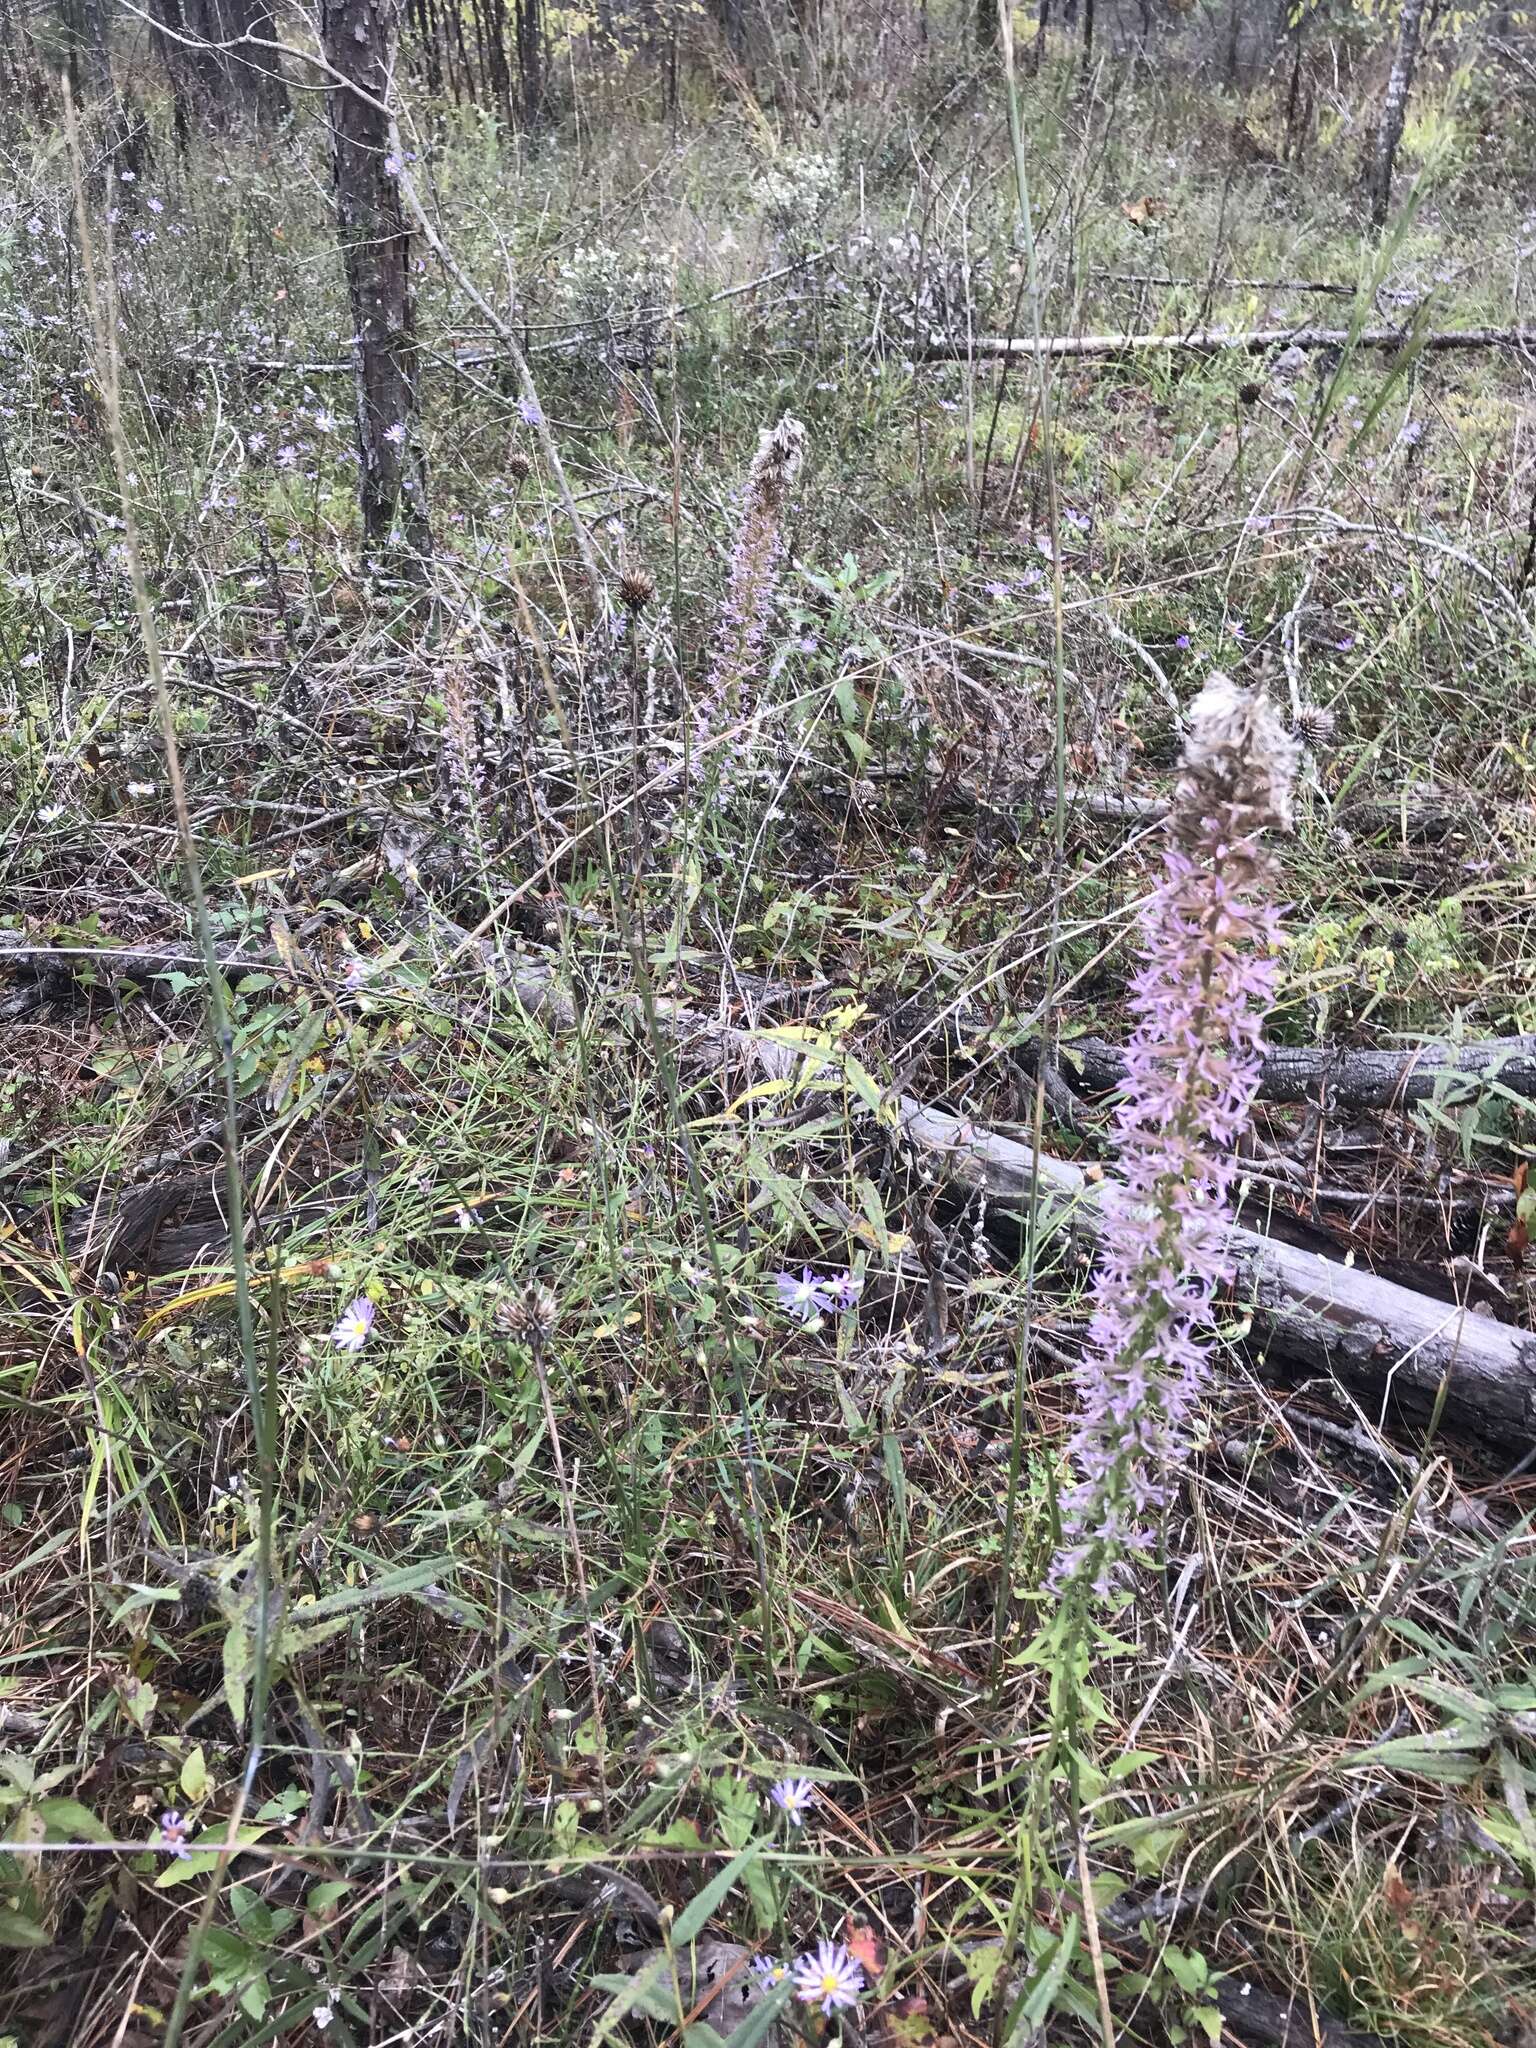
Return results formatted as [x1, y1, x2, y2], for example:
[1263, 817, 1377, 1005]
[3, 27, 1536, 2048]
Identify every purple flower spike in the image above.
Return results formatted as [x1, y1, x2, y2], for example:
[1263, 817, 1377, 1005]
[330, 1298, 376, 1351]
[770, 1776, 816, 1823]
[1054, 676, 1296, 1601]
[793, 1940, 864, 2015]
[775, 1269, 831, 1321]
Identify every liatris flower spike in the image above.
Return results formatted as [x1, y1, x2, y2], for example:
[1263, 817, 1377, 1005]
[1054, 675, 1297, 1603]
[694, 414, 806, 780]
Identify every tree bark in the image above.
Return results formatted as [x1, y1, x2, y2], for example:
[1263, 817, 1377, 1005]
[1368, 0, 1428, 227]
[319, 0, 428, 550]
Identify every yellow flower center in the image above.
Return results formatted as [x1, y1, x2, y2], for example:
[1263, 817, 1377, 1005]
[821, 1974, 839, 1994]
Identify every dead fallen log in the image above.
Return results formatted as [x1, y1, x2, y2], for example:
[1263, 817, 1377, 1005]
[919, 324, 1536, 363]
[22, 919, 1534, 1446]
[1065, 1033, 1536, 1111]
[898, 1102, 1536, 1448]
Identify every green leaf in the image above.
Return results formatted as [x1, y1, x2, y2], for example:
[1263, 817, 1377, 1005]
[180, 1745, 211, 1803]
[117, 1673, 157, 1734]
[36, 1798, 113, 1845]
[591, 1956, 684, 2040]
[223, 1618, 251, 1729]
[0, 1907, 48, 1949]
[1192, 2006, 1224, 2044]
[1013, 1916, 1080, 2034]
[966, 1943, 1005, 2019]
[154, 1823, 271, 1887]
[672, 1845, 761, 1946]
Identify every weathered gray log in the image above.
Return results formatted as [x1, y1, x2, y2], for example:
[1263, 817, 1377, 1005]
[897, 1102, 1536, 1447]
[919, 325, 1536, 363]
[1065, 1034, 1536, 1111]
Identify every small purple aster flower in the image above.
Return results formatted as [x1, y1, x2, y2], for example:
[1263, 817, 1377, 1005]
[775, 1269, 831, 1321]
[330, 1298, 376, 1351]
[770, 1776, 816, 1823]
[1334, 635, 1355, 653]
[383, 150, 403, 177]
[793, 1940, 864, 2015]
[1175, 633, 1191, 649]
[826, 1272, 863, 1312]
[516, 395, 545, 427]
[752, 1957, 788, 1985]
[158, 1810, 191, 1858]
[984, 579, 1011, 600]
[383, 421, 406, 447]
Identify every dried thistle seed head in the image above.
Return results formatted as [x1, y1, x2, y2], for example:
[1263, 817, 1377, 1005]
[1174, 671, 1299, 841]
[1292, 702, 1337, 751]
[507, 448, 532, 481]
[496, 1281, 559, 1344]
[618, 567, 655, 612]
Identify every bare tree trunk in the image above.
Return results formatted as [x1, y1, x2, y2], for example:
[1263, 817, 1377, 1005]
[1368, 0, 1428, 227]
[976, 0, 996, 53]
[515, 0, 542, 126]
[227, 0, 289, 125]
[62, 0, 114, 104]
[1282, 0, 1306, 160]
[320, 0, 428, 550]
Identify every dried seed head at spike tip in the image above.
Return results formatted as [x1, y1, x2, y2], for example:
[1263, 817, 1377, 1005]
[1173, 671, 1299, 843]
[744, 414, 806, 517]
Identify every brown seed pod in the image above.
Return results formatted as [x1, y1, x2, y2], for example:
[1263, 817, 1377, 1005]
[618, 568, 655, 613]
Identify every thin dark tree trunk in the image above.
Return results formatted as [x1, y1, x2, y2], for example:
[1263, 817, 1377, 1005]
[515, 0, 542, 127]
[1081, 0, 1093, 66]
[1032, 0, 1050, 71]
[320, 0, 427, 550]
[1282, 2, 1305, 159]
[1369, 0, 1428, 227]
[63, 0, 114, 104]
[228, 0, 288, 125]
[976, 0, 996, 52]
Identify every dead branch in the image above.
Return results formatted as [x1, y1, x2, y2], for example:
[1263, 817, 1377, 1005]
[897, 1102, 1536, 1447]
[1065, 1033, 1536, 1111]
[919, 325, 1536, 363]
